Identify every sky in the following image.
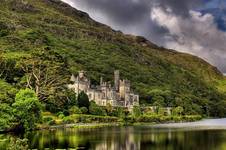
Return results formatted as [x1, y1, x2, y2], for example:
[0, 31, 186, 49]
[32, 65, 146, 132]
[62, 0, 226, 73]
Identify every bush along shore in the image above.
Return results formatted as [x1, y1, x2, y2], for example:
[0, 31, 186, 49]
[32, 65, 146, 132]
[39, 93, 202, 130]
[0, 89, 202, 132]
[38, 113, 202, 130]
[38, 111, 202, 130]
[1, 89, 202, 133]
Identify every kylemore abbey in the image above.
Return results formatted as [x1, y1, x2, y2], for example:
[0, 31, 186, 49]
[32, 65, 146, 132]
[68, 70, 139, 108]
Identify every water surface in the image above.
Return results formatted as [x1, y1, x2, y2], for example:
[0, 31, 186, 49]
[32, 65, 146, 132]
[1, 118, 226, 150]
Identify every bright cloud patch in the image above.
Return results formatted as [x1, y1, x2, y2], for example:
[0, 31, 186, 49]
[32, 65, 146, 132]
[151, 7, 226, 71]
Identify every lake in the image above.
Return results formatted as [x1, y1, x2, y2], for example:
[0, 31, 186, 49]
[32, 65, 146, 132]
[1, 118, 226, 150]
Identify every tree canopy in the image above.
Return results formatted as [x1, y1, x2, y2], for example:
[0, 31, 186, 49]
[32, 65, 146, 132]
[12, 89, 42, 131]
[77, 91, 90, 108]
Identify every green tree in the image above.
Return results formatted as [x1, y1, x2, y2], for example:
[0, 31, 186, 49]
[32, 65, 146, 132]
[17, 49, 70, 110]
[173, 106, 184, 116]
[69, 106, 82, 115]
[132, 106, 141, 118]
[153, 95, 166, 107]
[113, 107, 125, 118]
[12, 89, 42, 131]
[0, 80, 17, 104]
[0, 103, 15, 131]
[106, 103, 113, 115]
[80, 107, 88, 114]
[89, 101, 106, 116]
[65, 90, 77, 109]
[77, 91, 90, 108]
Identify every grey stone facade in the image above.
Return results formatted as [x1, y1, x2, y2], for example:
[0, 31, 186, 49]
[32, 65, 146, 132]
[68, 70, 139, 108]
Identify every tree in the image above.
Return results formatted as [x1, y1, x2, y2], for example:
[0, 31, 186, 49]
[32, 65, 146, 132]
[17, 49, 70, 109]
[132, 106, 141, 118]
[153, 95, 165, 107]
[113, 107, 125, 118]
[0, 103, 15, 131]
[12, 89, 42, 131]
[173, 106, 184, 116]
[77, 91, 90, 108]
[89, 101, 106, 116]
[106, 103, 113, 115]
[69, 106, 82, 115]
[63, 90, 78, 111]
[80, 107, 88, 114]
[0, 80, 17, 104]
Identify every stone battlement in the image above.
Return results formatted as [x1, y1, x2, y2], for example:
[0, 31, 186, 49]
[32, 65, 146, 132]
[68, 70, 139, 108]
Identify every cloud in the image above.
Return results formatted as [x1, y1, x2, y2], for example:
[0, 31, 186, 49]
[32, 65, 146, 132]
[62, 0, 226, 72]
[151, 7, 226, 72]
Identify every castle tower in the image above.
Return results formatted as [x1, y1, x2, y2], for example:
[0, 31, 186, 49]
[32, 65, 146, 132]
[114, 70, 120, 91]
[119, 79, 130, 99]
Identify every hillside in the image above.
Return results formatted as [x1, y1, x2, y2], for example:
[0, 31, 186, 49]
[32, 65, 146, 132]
[0, 0, 226, 116]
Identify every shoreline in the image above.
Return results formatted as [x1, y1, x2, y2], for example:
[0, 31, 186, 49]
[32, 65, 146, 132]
[37, 119, 203, 131]
[1, 115, 203, 133]
[38, 122, 123, 130]
[43, 117, 226, 131]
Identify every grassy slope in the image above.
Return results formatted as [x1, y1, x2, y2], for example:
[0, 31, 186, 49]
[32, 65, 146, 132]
[0, 0, 225, 115]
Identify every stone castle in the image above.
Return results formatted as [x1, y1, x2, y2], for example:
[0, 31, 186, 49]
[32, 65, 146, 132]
[68, 70, 139, 108]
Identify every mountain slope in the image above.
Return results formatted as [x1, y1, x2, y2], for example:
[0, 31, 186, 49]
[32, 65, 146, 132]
[0, 0, 225, 116]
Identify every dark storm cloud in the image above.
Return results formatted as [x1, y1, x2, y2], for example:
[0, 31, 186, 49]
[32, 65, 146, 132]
[64, 0, 202, 24]
[62, 0, 226, 73]
[74, 0, 151, 25]
[63, 0, 170, 44]
[67, 0, 206, 22]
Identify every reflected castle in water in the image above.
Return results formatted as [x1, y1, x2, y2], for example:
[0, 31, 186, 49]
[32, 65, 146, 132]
[68, 70, 139, 108]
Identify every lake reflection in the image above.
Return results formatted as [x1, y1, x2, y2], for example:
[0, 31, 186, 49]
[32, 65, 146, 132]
[2, 119, 226, 150]
[29, 126, 226, 150]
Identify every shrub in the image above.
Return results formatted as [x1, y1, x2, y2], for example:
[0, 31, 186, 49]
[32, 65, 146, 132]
[64, 114, 119, 123]
[42, 116, 56, 125]
[80, 107, 88, 114]
[57, 112, 65, 119]
[42, 116, 53, 123]
[47, 119, 56, 125]
[137, 115, 161, 123]
[89, 102, 106, 116]
[69, 106, 82, 115]
[172, 106, 184, 116]
[62, 116, 77, 124]
[112, 107, 125, 118]
[0, 104, 15, 131]
[7, 137, 29, 150]
[132, 106, 141, 118]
